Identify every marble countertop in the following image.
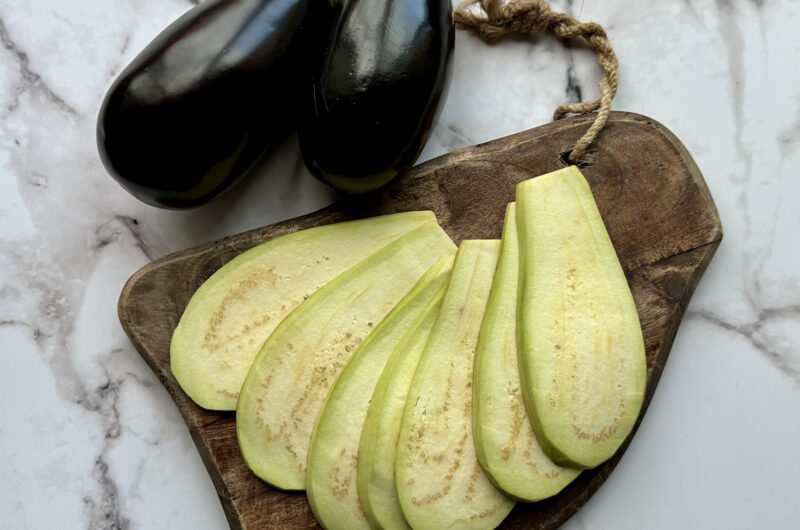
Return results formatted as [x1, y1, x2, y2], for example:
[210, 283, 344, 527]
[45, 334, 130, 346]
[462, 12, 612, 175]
[1, 0, 798, 528]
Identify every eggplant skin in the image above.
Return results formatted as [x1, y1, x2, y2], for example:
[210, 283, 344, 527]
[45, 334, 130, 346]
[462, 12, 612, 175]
[299, 0, 455, 194]
[97, 0, 330, 209]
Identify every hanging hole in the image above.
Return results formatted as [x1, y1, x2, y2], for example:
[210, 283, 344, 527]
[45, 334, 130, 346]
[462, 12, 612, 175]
[559, 149, 592, 168]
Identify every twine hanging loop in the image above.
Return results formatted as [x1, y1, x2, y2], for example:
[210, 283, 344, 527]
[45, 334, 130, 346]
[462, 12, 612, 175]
[455, 0, 619, 163]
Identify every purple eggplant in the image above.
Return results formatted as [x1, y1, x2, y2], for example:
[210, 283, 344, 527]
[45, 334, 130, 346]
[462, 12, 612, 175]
[97, 0, 334, 208]
[298, 0, 455, 194]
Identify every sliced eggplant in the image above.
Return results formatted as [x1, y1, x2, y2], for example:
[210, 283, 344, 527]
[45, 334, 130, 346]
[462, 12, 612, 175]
[98, 0, 335, 208]
[236, 221, 456, 490]
[516, 166, 647, 469]
[306, 255, 453, 530]
[298, 0, 454, 193]
[171, 211, 435, 411]
[396, 240, 515, 530]
[473, 203, 580, 501]
[357, 284, 444, 530]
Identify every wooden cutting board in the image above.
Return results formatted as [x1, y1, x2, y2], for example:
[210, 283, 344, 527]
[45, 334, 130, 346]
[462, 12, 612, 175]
[118, 111, 722, 529]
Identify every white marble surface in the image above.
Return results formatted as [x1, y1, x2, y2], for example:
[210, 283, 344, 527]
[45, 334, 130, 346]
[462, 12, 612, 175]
[1, 0, 798, 528]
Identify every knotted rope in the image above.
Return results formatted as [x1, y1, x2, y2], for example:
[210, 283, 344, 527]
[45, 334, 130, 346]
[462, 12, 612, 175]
[455, 0, 618, 163]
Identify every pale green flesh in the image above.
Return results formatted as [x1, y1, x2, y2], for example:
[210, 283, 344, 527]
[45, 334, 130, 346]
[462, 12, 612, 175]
[171, 211, 435, 410]
[396, 240, 515, 530]
[306, 256, 454, 530]
[237, 222, 456, 490]
[474, 203, 581, 501]
[516, 166, 647, 469]
[357, 286, 445, 530]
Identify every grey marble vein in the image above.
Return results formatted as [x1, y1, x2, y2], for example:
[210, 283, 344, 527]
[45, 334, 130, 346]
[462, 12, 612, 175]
[688, 305, 800, 385]
[565, 63, 583, 104]
[31, 289, 130, 529]
[716, 0, 751, 182]
[682, 0, 703, 21]
[432, 122, 475, 153]
[25, 170, 48, 189]
[0, 17, 77, 116]
[0, 318, 47, 344]
[82, 359, 128, 530]
[0, 216, 160, 528]
[565, 0, 586, 19]
[563, 0, 584, 109]
[91, 216, 156, 261]
[778, 109, 800, 157]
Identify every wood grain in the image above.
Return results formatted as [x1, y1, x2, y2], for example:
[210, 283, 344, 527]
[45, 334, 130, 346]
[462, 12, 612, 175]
[118, 111, 722, 529]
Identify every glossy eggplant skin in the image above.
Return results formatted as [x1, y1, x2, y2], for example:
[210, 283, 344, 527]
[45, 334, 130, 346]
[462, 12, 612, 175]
[97, 0, 331, 208]
[298, 0, 454, 194]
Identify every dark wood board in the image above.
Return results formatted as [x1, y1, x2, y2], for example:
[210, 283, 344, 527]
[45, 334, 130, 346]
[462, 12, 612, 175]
[118, 111, 723, 529]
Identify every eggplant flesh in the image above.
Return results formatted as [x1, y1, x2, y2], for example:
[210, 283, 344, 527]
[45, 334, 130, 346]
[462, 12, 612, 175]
[170, 211, 436, 411]
[516, 167, 647, 469]
[97, 0, 330, 208]
[299, 0, 454, 194]
[395, 240, 515, 530]
[236, 222, 456, 490]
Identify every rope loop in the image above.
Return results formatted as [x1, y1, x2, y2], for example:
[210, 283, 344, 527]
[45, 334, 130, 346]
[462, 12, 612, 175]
[455, 0, 619, 163]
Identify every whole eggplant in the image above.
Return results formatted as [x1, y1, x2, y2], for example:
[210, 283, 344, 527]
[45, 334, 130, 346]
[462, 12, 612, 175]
[97, 0, 333, 208]
[298, 0, 455, 194]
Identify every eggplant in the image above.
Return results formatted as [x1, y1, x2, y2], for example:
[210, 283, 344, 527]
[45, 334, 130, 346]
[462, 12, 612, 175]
[298, 0, 454, 194]
[97, 0, 333, 208]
